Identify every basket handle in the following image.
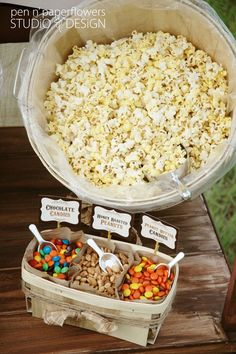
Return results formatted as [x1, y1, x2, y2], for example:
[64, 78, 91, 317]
[43, 308, 117, 333]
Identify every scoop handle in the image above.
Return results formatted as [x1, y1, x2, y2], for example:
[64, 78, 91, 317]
[87, 239, 104, 258]
[29, 224, 45, 245]
[168, 252, 185, 270]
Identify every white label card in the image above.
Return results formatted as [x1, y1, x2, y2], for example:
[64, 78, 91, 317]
[40, 197, 80, 224]
[92, 206, 132, 237]
[141, 215, 177, 249]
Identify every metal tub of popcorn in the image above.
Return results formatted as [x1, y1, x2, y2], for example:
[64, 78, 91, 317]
[15, 0, 236, 212]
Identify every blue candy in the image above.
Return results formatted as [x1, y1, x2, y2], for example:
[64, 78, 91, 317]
[54, 261, 60, 267]
[62, 239, 69, 245]
[64, 262, 69, 267]
[52, 255, 60, 262]
[43, 245, 52, 255]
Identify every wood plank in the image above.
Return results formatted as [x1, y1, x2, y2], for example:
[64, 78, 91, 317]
[0, 311, 231, 354]
[0, 269, 25, 314]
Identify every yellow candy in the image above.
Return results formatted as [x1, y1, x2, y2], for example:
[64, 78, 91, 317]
[123, 289, 131, 297]
[147, 264, 156, 271]
[53, 273, 58, 277]
[130, 283, 140, 290]
[34, 255, 41, 262]
[154, 296, 161, 301]
[142, 257, 148, 261]
[140, 296, 146, 300]
[144, 291, 153, 299]
[139, 262, 146, 267]
[134, 265, 142, 273]
[152, 287, 159, 294]
[126, 274, 130, 279]
[60, 249, 66, 255]
[72, 254, 77, 259]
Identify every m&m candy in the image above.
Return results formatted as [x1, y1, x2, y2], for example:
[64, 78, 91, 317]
[43, 245, 52, 255]
[28, 237, 84, 280]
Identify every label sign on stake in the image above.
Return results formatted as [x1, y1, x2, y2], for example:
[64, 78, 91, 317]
[40, 197, 81, 225]
[140, 214, 178, 250]
[92, 205, 133, 238]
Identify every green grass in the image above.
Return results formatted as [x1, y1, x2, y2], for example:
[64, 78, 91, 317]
[204, 0, 236, 267]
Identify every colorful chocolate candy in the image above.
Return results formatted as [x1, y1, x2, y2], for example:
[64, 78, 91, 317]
[120, 256, 174, 301]
[28, 238, 83, 280]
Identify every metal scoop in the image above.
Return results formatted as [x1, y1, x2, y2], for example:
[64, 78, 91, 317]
[87, 239, 124, 273]
[29, 224, 57, 253]
[155, 252, 185, 277]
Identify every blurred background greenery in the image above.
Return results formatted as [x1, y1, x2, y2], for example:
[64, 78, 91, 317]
[204, 0, 236, 268]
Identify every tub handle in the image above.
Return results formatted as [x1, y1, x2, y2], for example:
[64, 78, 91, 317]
[171, 172, 191, 201]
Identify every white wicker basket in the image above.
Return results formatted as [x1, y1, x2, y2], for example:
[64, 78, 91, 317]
[22, 229, 179, 346]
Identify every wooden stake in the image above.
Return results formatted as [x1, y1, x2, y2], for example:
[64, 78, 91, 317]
[154, 241, 159, 255]
[108, 231, 112, 240]
[57, 221, 61, 228]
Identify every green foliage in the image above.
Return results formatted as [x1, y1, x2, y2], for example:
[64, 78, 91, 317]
[204, 0, 236, 267]
[206, 0, 236, 35]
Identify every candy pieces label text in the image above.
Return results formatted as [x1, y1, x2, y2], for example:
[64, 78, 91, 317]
[141, 215, 177, 249]
[92, 206, 132, 237]
[41, 197, 80, 224]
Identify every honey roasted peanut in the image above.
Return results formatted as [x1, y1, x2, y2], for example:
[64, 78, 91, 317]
[71, 245, 129, 298]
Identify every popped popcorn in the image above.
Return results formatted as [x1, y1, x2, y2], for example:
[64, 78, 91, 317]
[44, 31, 231, 187]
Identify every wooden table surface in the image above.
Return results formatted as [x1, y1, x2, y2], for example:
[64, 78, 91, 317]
[1, 127, 236, 354]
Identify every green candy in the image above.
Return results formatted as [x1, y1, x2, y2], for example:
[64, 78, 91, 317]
[61, 266, 69, 273]
[54, 265, 61, 274]
[42, 263, 48, 271]
[40, 249, 45, 257]
[75, 247, 81, 254]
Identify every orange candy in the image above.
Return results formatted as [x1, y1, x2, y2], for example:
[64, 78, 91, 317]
[147, 267, 154, 274]
[150, 272, 158, 280]
[45, 255, 51, 262]
[128, 268, 135, 276]
[57, 273, 66, 279]
[121, 284, 129, 291]
[50, 250, 58, 257]
[157, 291, 166, 297]
[133, 290, 141, 299]
[142, 280, 150, 287]
[35, 263, 42, 269]
[131, 277, 140, 283]
[76, 241, 83, 248]
[135, 272, 143, 278]
[139, 286, 145, 293]
[151, 280, 158, 285]
[145, 285, 153, 292]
